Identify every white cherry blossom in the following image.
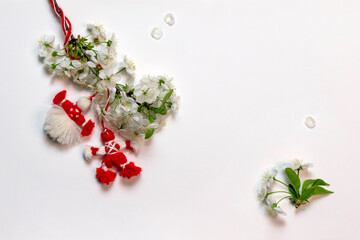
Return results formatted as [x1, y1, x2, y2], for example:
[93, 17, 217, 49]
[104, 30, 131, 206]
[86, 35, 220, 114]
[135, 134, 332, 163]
[264, 198, 286, 216]
[261, 167, 278, 189]
[257, 185, 267, 203]
[119, 55, 136, 78]
[38, 34, 55, 57]
[134, 77, 160, 104]
[87, 24, 106, 41]
[285, 158, 314, 171]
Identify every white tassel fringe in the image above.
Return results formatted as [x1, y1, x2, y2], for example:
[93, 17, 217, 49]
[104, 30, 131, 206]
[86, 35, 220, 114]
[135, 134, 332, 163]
[83, 145, 93, 161]
[44, 105, 81, 145]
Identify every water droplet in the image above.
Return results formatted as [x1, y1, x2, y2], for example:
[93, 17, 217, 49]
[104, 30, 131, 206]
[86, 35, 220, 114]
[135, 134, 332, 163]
[151, 27, 163, 40]
[164, 13, 175, 26]
[305, 116, 316, 129]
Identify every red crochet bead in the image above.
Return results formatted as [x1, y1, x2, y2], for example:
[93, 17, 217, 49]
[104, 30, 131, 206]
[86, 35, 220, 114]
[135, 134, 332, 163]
[101, 128, 115, 142]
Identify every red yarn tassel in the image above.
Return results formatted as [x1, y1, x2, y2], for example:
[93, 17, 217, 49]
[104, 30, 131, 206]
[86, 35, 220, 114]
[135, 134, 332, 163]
[119, 162, 142, 179]
[96, 167, 116, 185]
[81, 120, 95, 136]
[53, 90, 67, 104]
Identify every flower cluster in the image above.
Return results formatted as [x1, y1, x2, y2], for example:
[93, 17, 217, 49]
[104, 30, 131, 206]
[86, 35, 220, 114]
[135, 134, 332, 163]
[99, 74, 180, 141]
[39, 23, 179, 142]
[257, 159, 333, 216]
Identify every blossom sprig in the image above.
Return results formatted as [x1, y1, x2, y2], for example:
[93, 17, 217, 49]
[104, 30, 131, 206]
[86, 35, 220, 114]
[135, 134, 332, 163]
[39, 25, 117, 84]
[39, 23, 180, 142]
[257, 159, 333, 216]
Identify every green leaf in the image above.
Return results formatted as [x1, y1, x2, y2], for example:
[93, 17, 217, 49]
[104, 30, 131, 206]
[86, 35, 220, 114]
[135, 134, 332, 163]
[285, 168, 301, 194]
[312, 179, 330, 187]
[300, 187, 315, 201]
[302, 179, 315, 193]
[158, 79, 165, 86]
[300, 185, 333, 201]
[152, 106, 168, 115]
[145, 128, 155, 139]
[288, 184, 298, 199]
[122, 84, 129, 92]
[301, 179, 330, 193]
[312, 186, 333, 195]
[148, 115, 155, 123]
[161, 89, 173, 105]
[150, 89, 173, 116]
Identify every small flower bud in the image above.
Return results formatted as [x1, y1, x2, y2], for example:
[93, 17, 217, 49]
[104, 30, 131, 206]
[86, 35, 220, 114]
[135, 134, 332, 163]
[51, 63, 57, 69]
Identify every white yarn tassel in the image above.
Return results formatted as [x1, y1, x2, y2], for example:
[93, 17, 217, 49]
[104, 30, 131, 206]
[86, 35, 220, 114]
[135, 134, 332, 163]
[130, 140, 140, 153]
[83, 145, 94, 161]
[77, 96, 91, 112]
[44, 105, 81, 145]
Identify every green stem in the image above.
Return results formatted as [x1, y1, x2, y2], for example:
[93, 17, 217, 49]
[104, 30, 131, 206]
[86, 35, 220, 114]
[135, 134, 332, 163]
[110, 67, 126, 78]
[56, 53, 70, 57]
[109, 97, 117, 106]
[265, 191, 291, 198]
[83, 33, 92, 38]
[273, 178, 288, 187]
[277, 196, 291, 205]
[45, 45, 55, 49]
[116, 67, 126, 74]
[89, 67, 97, 76]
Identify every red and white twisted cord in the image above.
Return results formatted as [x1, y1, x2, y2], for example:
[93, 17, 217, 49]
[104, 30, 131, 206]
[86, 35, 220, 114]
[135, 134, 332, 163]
[100, 89, 111, 130]
[49, 0, 73, 46]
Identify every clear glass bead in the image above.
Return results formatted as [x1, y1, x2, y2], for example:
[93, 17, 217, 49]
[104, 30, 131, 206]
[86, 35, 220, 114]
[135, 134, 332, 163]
[151, 27, 163, 40]
[305, 116, 316, 129]
[164, 13, 175, 26]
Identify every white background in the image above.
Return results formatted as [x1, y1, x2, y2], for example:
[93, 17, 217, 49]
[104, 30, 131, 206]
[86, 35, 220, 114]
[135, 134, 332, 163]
[0, 0, 359, 239]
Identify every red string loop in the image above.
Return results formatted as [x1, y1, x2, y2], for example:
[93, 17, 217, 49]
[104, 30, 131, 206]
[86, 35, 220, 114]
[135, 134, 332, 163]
[104, 89, 111, 112]
[89, 92, 98, 101]
[49, 0, 73, 46]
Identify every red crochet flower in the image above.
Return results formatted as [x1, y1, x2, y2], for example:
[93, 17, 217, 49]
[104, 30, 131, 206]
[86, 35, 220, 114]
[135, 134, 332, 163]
[96, 167, 116, 185]
[119, 162, 142, 179]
